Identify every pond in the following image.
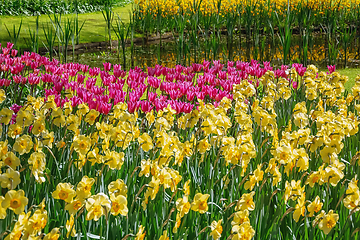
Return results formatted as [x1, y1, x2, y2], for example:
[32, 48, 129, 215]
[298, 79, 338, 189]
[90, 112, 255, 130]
[67, 33, 360, 69]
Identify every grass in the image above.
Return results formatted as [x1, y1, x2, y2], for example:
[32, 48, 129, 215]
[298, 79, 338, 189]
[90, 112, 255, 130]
[0, 4, 133, 50]
[338, 68, 360, 90]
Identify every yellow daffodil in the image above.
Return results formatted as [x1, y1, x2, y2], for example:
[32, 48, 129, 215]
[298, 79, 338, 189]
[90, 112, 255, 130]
[0, 196, 7, 219]
[13, 134, 33, 155]
[43, 228, 60, 240]
[318, 210, 339, 235]
[231, 222, 255, 240]
[183, 179, 191, 196]
[139, 159, 151, 177]
[191, 193, 210, 214]
[293, 193, 306, 222]
[16, 109, 34, 127]
[135, 225, 146, 240]
[176, 195, 191, 218]
[235, 192, 255, 211]
[343, 177, 360, 210]
[307, 196, 323, 217]
[7, 123, 23, 138]
[41, 130, 55, 148]
[28, 151, 46, 183]
[210, 219, 223, 240]
[85, 193, 111, 221]
[0, 89, 6, 103]
[108, 179, 127, 198]
[284, 180, 304, 203]
[172, 215, 181, 233]
[76, 176, 95, 200]
[231, 210, 250, 226]
[85, 109, 100, 125]
[103, 150, 124, 170]
[25, 209, 48, 236]
[52, 183, 76, 203]
[138, 133, 154, 152]
[52, 108, 66, 127]
[2, 151, 20, 169]
[66, 214, 76, 238]
[96, 122, 113, 139]
[67, 114, 80, 132]
[2, 189, 28, 214]
[32, 120, 46, 136]
[65, 198, 85, 215]
[197, 138, 211, 154]
[0, 168, 21, 189]
[110, 194, 128, 216]
[73, 135, 91, 155]
[0, 108, 14, 124]
[159, 230, 169, 240]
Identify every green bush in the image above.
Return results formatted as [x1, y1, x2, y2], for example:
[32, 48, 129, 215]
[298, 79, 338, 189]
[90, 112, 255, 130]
[0, 0, 130, 16]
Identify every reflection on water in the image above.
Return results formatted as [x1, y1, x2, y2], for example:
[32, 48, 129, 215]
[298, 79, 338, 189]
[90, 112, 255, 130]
[71, 34, 360, 69]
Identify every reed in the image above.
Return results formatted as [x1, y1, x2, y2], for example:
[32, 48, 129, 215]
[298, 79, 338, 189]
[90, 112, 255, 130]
[210, 25, 220, 61]
[200, 14, 212, 61]
[129, 11, 135, 68]
[253, 18, 260, 61]
[243, 2, 254, 43]
[276, 7, 293, 65]
[102, 0, 115, 49]
[48, 12, 63, 61]
[339, 22, 356, 68]
[324, 1, 339, 65]
[4, 19, 22, 49]
[62, 18, 74, 63]
[225, 11, 236, 61]
[327, 39, 339, 66]
[267, 15, 276, 63]
[173, 14, 187, 65]
[28, 15, 40, 53]
[189, 0, 203, 64]
[356, 6, 360, 59]
[74, 12, 86, 45]
[212, 0, 222, 61]
[113, 14, 131, 68]
[42, 22, 56, 60]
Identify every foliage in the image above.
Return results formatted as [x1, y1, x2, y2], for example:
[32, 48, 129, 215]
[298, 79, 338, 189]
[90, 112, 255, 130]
[0, 0, 132, 16]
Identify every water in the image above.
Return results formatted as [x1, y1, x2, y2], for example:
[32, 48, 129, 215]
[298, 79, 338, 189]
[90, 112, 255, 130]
[69, 33, 360, 69]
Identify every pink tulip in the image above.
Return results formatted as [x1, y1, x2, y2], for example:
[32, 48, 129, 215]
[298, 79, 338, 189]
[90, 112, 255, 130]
[103, 62, 112, 71]
[327, 65, 336, 74]
[77, 74, 86, 84]
[28, 73, 40, 85]
[292, 81, 298, 89]
[128, 101, 140, 113]
[89, 67, 100, 77]
[148, 76, 161, 89]
[80, 64, 89, 73]
[141, 100, 153, 113]
[99, 102, 112, 114]
[11, 49, 18, 57]
[148, 92, 157, 103]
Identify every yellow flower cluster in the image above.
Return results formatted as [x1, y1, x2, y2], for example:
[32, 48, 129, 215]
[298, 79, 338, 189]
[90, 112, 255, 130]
[135, 0, 179, 17]
[135, 0, 360, 18]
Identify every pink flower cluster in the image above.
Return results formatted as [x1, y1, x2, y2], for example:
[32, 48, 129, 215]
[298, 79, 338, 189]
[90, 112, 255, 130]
[0, 42, 311, 115]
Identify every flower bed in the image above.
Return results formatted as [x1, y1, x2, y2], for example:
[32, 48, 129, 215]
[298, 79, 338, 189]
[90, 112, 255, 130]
[0, 43, 360, 239]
